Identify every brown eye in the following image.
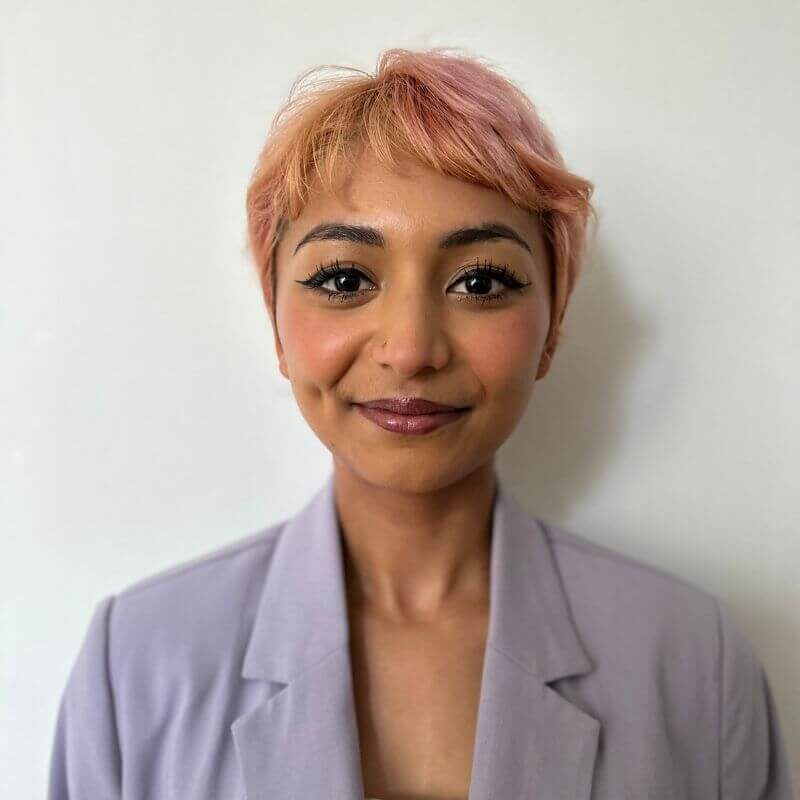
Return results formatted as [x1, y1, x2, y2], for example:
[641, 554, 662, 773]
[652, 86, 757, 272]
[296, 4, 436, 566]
[450, 272, 502, 296]
[295, 260, 376, 301]
[323, 270, 368, 294]
[448, 262, 531, 303]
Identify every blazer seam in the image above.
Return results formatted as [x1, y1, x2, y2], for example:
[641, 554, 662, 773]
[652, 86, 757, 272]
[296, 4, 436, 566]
[118, 524, 285, 601]
[713, 594, 724, 800]
[105, 593, 124, 793]
[488, 640, 541, 680]
[540, 519, 714, 599]
[278, 642, 351, 686]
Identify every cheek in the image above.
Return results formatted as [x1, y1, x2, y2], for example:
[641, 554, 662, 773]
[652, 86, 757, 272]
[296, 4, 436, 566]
[464, 306, 545, 395]
[279, 301, 354, 388]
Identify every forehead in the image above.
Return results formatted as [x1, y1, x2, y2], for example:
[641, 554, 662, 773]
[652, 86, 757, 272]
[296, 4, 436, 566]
[281, 148, 543, 253]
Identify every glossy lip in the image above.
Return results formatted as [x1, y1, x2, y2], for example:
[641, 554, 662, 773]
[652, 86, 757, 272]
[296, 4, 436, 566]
[355, 396, 470, 415]
[355, 404, 469, 435]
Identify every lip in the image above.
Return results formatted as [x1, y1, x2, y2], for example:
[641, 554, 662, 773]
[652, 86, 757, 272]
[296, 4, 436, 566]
[356, 397, 468, 414]
[355, 405, 469, 435]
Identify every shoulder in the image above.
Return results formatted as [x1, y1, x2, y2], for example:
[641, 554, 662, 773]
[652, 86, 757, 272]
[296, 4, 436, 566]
[101, 520, 286, 681]
[537, 517, 721, 665]
[541, 516, 720, 610]
[116, 520, 285, 606]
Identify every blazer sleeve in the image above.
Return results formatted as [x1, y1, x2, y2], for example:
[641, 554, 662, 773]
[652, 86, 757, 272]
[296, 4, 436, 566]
[716, 596, 795, 799]
[48, 594, 122, 800]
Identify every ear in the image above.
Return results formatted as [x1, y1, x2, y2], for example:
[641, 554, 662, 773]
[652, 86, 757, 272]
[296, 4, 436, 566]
[267, 305, 290, 381]
[535, 345, 553, 381]
[536, 308, 559, 381]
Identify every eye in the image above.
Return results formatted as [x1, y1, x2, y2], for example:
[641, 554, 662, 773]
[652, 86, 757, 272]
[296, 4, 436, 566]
[294, 259, 377, 303]
[448, 260, 532, 304]
[294, 257, 531, 304]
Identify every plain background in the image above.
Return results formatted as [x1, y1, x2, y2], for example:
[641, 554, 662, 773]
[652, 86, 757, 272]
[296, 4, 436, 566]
[2, 0, 798, 792]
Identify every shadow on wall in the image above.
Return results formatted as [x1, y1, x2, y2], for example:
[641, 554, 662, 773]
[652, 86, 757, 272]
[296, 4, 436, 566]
[500, 235, 650, 521]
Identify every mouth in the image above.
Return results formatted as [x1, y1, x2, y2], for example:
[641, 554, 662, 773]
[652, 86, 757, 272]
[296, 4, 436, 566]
[351, 397, 471, 436]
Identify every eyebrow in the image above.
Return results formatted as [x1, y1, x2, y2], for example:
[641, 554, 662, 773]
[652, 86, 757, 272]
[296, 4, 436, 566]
[292, 220, 532, 256]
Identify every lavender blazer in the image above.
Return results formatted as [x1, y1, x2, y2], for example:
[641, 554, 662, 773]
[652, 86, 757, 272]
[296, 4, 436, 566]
[49, 471, 795, 799]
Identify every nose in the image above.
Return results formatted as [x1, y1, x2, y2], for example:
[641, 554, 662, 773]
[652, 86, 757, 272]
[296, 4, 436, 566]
[370, 284, 451, 378]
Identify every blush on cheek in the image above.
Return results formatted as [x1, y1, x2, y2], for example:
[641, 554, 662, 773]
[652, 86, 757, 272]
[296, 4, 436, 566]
[281, 305, 354, 389]
[467, 311, 544, 392]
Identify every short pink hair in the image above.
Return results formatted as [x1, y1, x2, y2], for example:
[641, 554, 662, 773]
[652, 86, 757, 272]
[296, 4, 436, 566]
[245, 47, 596, 360]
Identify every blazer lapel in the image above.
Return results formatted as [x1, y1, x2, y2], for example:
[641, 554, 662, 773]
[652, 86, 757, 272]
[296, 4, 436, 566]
[467, 478, 601, 800]
[231, 472, 601, 800]
[231, 472, 364, 800]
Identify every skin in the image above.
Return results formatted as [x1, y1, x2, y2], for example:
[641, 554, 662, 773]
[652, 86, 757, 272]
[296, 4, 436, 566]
[268, 146, 553, 800]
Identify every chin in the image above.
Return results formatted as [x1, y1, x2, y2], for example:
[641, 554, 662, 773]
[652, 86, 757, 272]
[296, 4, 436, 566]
[334, 453, 490, 495]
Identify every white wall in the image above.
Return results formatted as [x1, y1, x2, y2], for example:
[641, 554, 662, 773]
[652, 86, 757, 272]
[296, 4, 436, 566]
[2, 0, 798, 790]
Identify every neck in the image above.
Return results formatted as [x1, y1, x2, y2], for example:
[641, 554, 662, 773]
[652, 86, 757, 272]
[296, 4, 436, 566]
[333, 461, 497, 622]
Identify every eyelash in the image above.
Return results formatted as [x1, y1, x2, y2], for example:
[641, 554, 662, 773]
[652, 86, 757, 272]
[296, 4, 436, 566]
[294, 257, 532, 305]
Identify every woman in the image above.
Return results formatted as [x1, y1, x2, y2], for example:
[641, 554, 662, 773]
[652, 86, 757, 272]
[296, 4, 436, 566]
[49, 48, 794, 800]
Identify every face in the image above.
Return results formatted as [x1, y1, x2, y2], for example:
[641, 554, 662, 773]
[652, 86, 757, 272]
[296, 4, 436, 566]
[269, 148, 553, 493]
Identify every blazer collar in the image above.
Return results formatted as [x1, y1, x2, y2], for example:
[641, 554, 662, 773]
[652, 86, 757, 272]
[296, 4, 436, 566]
[232, 471, 601, 800]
